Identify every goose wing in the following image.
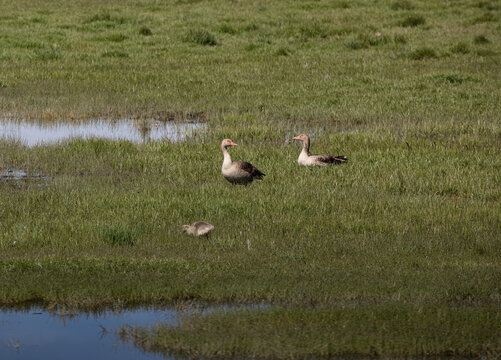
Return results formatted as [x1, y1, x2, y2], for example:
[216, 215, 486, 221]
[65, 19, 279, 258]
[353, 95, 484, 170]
[235, 161, 265, 179]
[312, 155, 348, 165]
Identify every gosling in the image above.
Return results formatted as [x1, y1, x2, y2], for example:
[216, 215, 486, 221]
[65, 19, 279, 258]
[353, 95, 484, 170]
[181, 221, 214, 239]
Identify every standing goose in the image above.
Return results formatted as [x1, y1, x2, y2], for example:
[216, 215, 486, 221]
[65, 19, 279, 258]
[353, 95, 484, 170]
[293, 134, 347, 166]
[182, 221, 214, 239]
[220, 139, 265, 185]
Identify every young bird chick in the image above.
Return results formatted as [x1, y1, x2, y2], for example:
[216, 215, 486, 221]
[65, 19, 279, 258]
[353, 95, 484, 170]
[181, 221, 214, 239]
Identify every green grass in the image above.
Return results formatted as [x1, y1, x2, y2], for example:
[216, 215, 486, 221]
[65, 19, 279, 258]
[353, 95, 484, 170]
[184, 29, 218, 46]
[0, 0, 500, 358]
[123, 305, 501, 358]
[400, 15, 426, 27]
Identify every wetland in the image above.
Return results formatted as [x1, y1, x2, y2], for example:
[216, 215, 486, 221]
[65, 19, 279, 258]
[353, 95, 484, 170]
[0, 0, 500, 358]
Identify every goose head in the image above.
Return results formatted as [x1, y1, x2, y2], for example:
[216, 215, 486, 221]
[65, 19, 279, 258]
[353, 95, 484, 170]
[292, 134, 309, 142]
[221, 139, 238, 149]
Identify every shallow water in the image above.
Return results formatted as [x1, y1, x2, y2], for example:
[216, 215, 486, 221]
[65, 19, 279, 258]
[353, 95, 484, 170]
[0, 307, 175, 360]
[0, 118, 205, 147]
[0, 304, 269, 360]
[0, 169, 50, 181]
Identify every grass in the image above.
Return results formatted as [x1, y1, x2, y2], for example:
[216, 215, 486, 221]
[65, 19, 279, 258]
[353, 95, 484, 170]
[0, 0, 500, 358]
[400, 15, 426, 27]
[124, 305, 501, 358]
[184, 29, 218, 46]
[474, 34, 489, 44]
[409, 47, 438, 60]
[103, 225, 135, 246]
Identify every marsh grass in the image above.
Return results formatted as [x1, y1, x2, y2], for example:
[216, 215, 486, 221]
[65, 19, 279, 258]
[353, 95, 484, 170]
[400, 15, 426, 27]
[470, 12, 498, 24]
[138, 26, 152, 36]
[409, 47, 437, 60]
[474, 34, 489, 44]
[451, 42, 470, 55]
[0, 0, 500, 357]
[127, 305, 501, 358]
[1, 127, 500, 355]
[346, 33, 389, 50]
[391, 0, 414, 11]
[101, 50, 129, 58]
[103, 226, 135, 246]
[184, 29, 217, 46]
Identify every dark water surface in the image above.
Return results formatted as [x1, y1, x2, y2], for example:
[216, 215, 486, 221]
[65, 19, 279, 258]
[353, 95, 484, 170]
[0, 307, 174, 360]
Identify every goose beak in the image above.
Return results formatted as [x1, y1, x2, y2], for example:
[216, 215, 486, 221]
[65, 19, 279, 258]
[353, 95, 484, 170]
[293, 136, 301, 140]
[229, 141, 238, 146]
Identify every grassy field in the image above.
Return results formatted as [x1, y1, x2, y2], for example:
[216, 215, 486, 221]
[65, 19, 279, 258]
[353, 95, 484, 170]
[1, 0, 500, 358]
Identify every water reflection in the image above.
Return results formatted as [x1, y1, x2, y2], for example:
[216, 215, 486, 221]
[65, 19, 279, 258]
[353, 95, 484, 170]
[0, 307, 174, 360]
[0, 303, 269, 360]
[0, 118, 206, 147]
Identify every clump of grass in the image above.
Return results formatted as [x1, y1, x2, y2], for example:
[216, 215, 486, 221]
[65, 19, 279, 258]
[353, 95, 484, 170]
[473, 34, 489, 44]
[393, 34, 407, 44]
[299, 22, 326, 39]
[275, 47, 291, 56]
[391, 0, 414, 10]
[84, 12, 127, 25]
[103, 226, 134, 246]
[218, 24, 237, 35]
[470, 12, 498, 24]
[435, 73, 469, 84]
[184, 29, 217, 46]
[476, 49, 496, 56]
[244, 43, 259, 52]
[104, 34, 128, 43]
[101, 50, 129, 58]
[400, 15, 426, 27]
[139, 26, 152, 36]
[335, 1, 350, 9]
[475, 1, 499, 11]
[243, 23, 258, 32]
[33, 49, 61, 61]
[409, 47, 437, 60]
[450, 42, 470, 54]
[85, 13, 112, 22]
[12, 40, 44, 49]
[346, 33, 388, 50]
[31, 17, 47, 24]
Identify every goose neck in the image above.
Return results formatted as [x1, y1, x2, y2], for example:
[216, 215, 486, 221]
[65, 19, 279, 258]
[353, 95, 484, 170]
[302, 138, 310, 155]
[221, 146, 232, 166]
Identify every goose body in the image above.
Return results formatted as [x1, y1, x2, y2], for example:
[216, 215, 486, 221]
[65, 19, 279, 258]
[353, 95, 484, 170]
[293, 134, 347, 166]
[220, 139, 265, 185]
[182, 221, 214, 238]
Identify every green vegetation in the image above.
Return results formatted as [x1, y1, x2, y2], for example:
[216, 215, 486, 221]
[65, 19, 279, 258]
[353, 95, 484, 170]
[184, 29, 218, 46]
[124, 305, 501, 358]
[0, 0, 500, 358]
[474, 34, 489, 44]
[409, 47, 438, 60]
[400, 15, 426, 27]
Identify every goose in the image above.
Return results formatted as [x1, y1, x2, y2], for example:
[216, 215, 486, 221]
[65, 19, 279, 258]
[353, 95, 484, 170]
[181, 221, 214, 239]
[220, 139, 265, 185]
[293, 134, 347, 166]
